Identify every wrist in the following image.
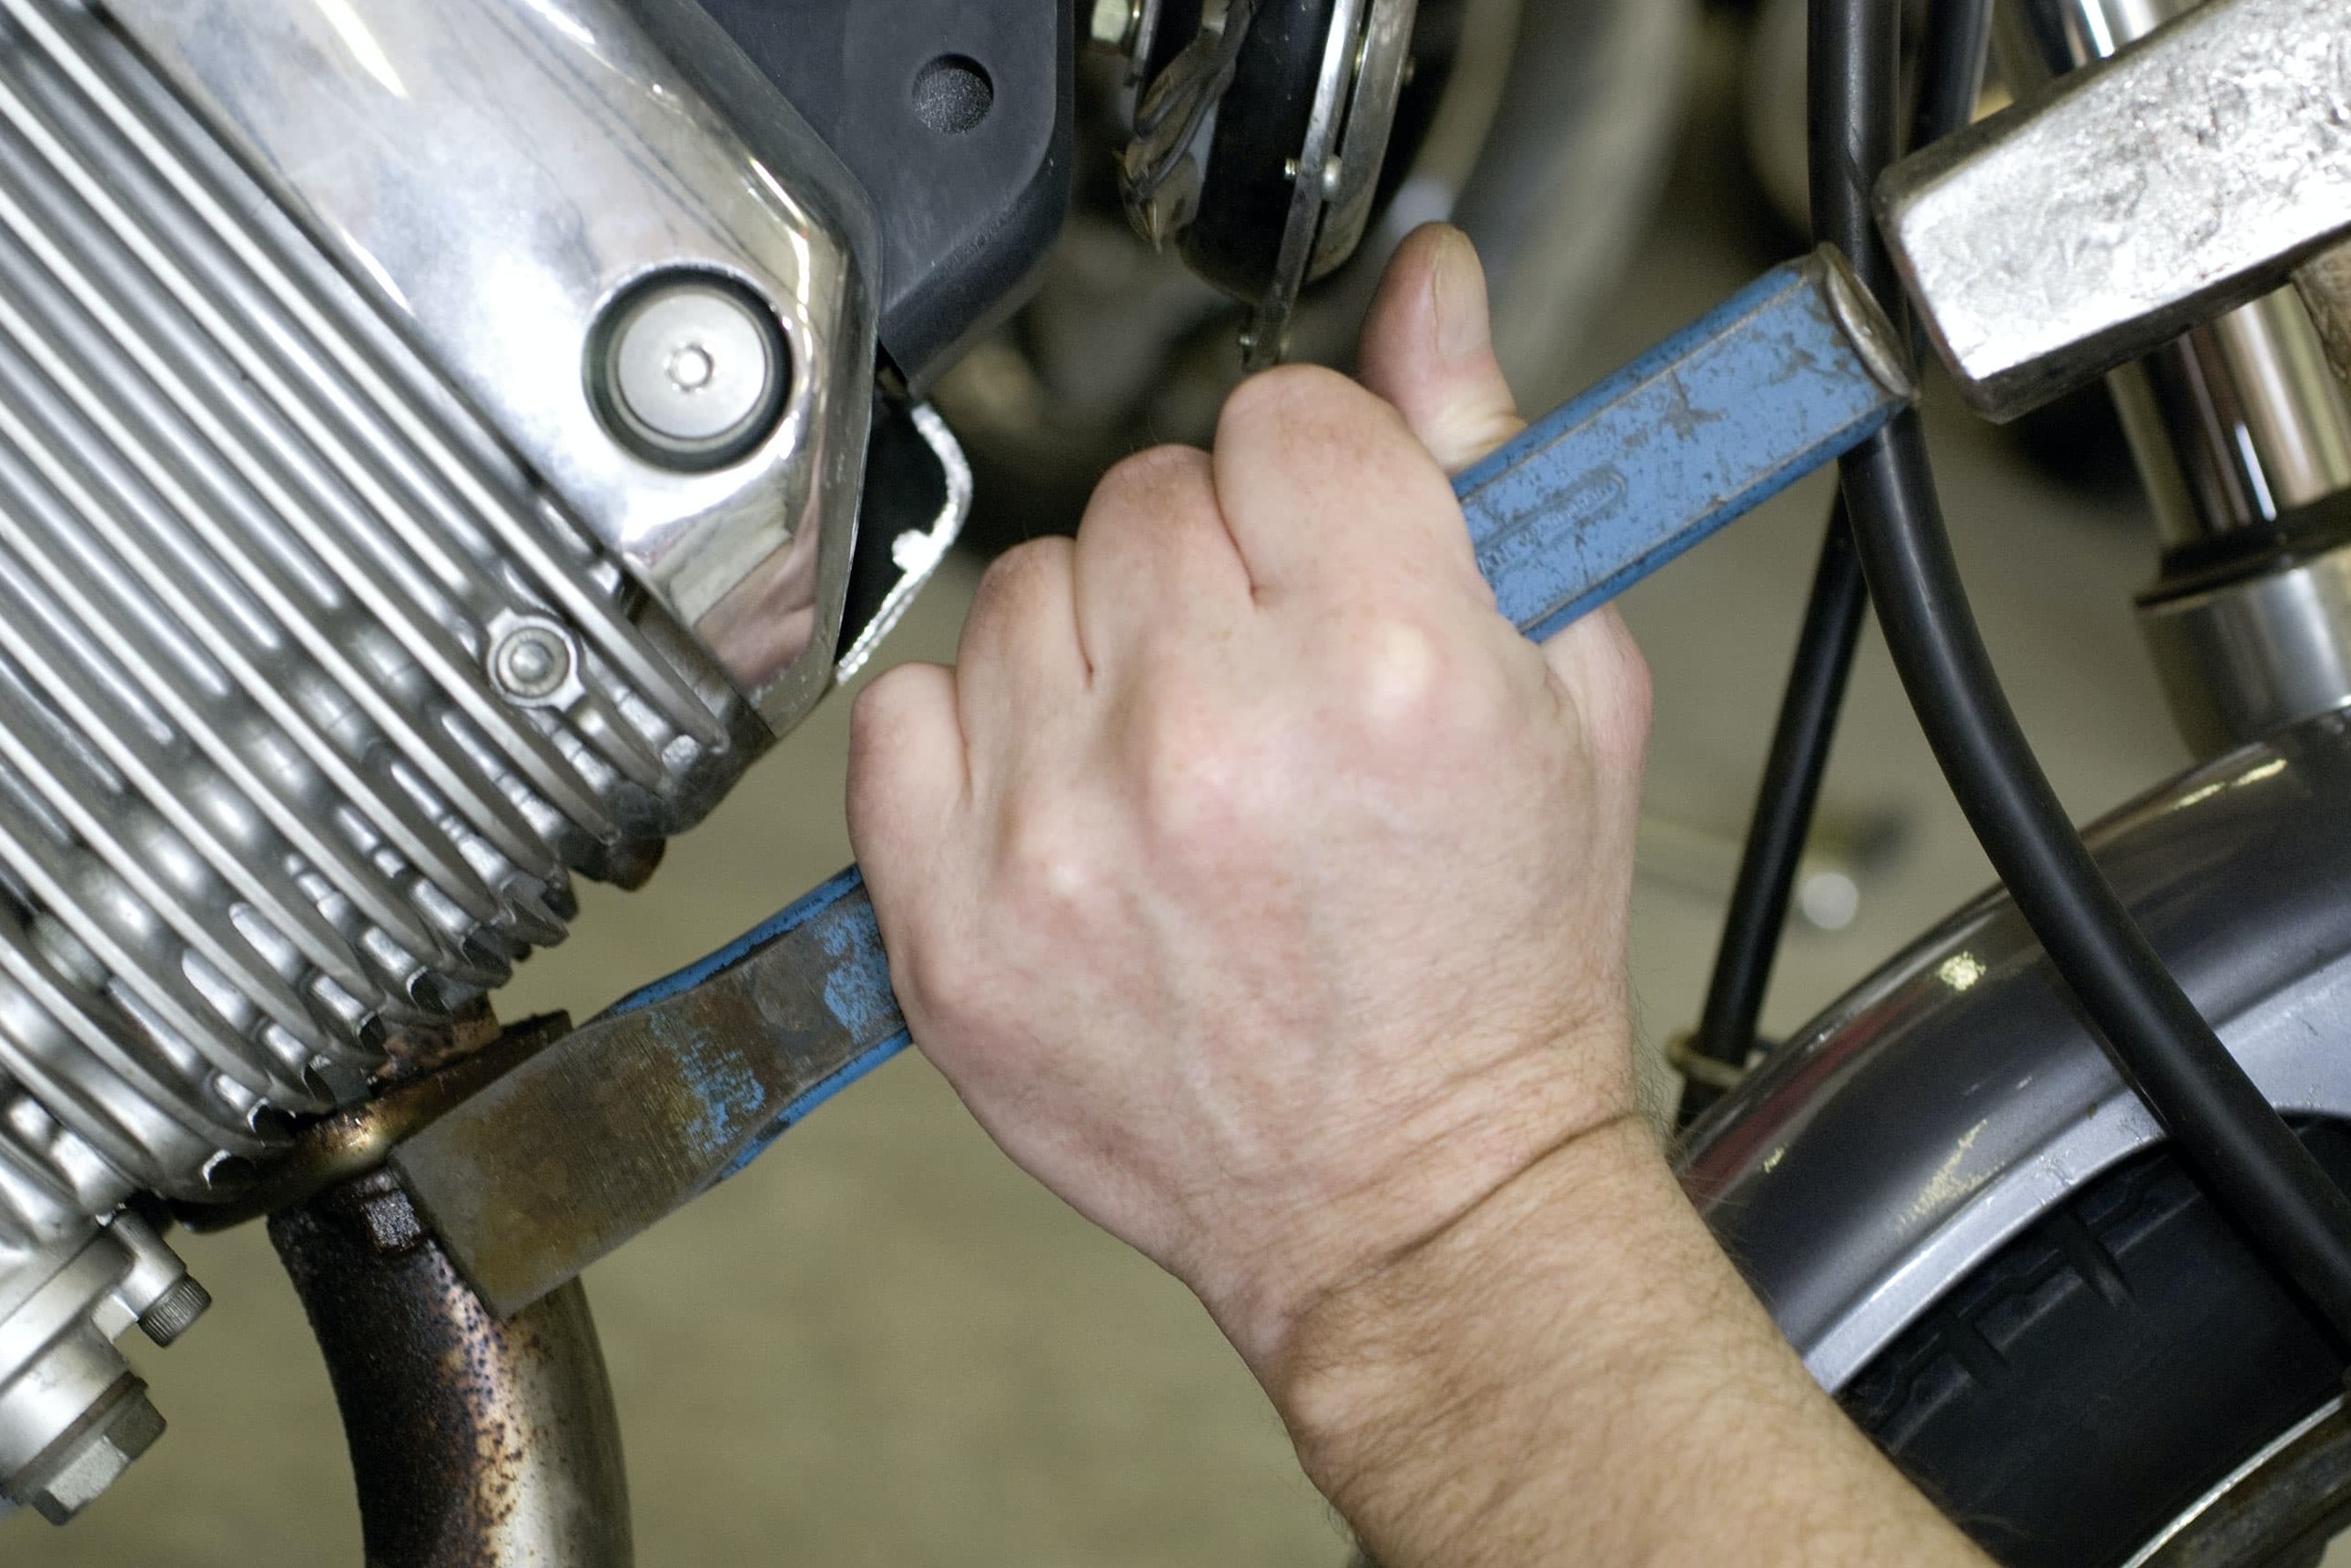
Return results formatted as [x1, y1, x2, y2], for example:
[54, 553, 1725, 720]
[1263, 1110, 1988, 1568]
[1267, 1112, 1667, 1503]
[1200, 1015, 1642, 1377]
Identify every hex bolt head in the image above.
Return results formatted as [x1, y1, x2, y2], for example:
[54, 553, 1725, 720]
[593, 274, 791, 470]
[15, 1382, 166, 1525]
[488, 621, 577, 705]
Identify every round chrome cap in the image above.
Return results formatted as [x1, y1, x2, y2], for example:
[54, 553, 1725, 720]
[595, 276, 791, 469]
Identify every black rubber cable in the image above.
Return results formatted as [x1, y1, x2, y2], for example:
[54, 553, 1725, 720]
[1677, 0, 1991, 1126]
[1677, 504, 1866, 1123]
[1811, 0, 2351, 1340]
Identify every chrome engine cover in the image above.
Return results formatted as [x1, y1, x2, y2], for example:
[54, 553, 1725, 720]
[0, 0, 887, 1517]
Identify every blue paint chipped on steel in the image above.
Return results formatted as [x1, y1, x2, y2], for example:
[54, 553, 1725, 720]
[676, 1028, 769, 1159]
[713, 1033, 911, 1185]
[607, 864, 873, 1017]
[603, 863, 913, 1183]
[603, 246, 1911, 1187]
[1454, 249, 1908, 643]
[714, 884, 909, 1182]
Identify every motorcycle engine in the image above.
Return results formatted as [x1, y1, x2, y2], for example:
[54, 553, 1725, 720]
[0, 0, 927, 1522]
[0, 0, 1424, 1525]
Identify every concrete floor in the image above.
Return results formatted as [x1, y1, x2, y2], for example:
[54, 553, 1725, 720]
[18, 25, 2212, 1567]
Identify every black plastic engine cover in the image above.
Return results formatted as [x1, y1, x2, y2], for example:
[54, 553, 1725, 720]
[692, 0, 1074, 393]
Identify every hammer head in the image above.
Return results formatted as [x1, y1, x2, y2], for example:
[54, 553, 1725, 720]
[1879, 0, 2351, 422]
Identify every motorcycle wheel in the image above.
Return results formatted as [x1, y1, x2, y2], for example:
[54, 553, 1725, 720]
[1841, 1119, 2351, 1567]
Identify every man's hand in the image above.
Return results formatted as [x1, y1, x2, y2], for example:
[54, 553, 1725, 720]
[849, 227, 1990, 1568]
[848, 225, 1648, 1371]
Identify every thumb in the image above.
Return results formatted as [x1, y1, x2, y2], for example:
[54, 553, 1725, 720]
[1358, 225, 1525, 472]
[1362, 228, 1649, 754]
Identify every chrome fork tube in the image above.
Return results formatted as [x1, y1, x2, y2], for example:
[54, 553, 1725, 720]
[2106, 298, 2351, 548]
[2000, 0, 2351, 755]
[2001, 0, 2351, 545]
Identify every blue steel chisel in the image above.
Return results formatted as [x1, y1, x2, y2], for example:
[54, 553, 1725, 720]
[394, 246, 1913, 1316]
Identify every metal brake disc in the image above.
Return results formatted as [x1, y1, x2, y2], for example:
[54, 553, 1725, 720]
[1117, 0, 1419, 367]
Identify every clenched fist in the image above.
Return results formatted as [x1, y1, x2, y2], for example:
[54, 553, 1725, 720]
[847, 226, 1996, 1568]
[846, 226, 1650, 1378]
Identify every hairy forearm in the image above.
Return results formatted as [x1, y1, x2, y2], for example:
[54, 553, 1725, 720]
[1272, 1113, 1991, 1567]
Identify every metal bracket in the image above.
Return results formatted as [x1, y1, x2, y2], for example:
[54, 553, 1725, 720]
[837, 405, 972, 683]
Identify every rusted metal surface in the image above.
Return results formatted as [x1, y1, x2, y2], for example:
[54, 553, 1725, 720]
[394, 868, 909, 1318]
[271, 1169, 633, 1567]
[375, 1000, 513, 1090]
[179, 1016, 573, 1235]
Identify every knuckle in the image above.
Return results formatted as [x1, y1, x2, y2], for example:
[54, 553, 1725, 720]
[1080, 446, 1220, 551]
[1313, 612, 1545, 779]
[968, 537, 1070, 629]
[998, 801, 1103, 924]
[1221, 362, 1358, 440]
[849, 664, 916, 733]
[899, 932, 975, 1016]
[976, 536, 1062, 600]
[1221, 367, 1430, 519]
[846, 669, 926, 792]
[1135, 704, 1257, 855]
[1092, 443, 1210, 510]
[1325, 612, 1457, 741]
[1549, 612, 1654, 768]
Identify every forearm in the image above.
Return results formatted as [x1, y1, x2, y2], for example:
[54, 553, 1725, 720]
[1272, 1112, 1991, 1567]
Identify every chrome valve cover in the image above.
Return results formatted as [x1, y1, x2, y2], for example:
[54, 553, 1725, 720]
[96, 0, 882, 727]
[0, 0, 888, 1517]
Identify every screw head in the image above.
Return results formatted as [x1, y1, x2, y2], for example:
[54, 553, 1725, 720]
[665, 342, 715, 393]
[488, 621, 577, 705]
[593, 275, 790, 469]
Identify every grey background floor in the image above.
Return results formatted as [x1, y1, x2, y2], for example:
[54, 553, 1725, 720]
[18, 24, 2211, 1568]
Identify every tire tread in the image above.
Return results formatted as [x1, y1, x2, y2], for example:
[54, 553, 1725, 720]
[1839, 1123, 2351, 1565]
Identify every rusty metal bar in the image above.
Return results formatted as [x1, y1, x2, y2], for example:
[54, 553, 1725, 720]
[270, 1169, 633, 1567]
